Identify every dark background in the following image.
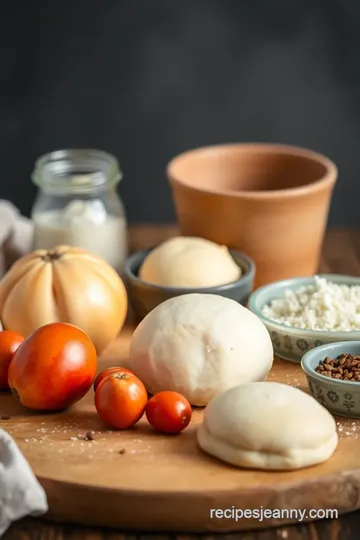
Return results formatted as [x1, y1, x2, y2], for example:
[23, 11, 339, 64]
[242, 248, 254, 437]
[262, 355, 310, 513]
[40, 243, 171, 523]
[1, 0, 358, 226]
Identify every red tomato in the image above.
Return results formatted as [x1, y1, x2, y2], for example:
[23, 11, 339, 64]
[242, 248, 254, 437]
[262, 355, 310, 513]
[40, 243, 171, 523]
[145, 391, 192, 434]
[95, 372, 148, 429]
[8, 322, 97, 410]
[93, 366, 134, 391]
[0, 330, 24, 390]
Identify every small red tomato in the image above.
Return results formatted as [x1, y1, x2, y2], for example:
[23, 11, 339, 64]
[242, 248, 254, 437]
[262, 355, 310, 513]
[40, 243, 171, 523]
[95, 372, 148, 429]
[145, 391, 192, 434]
[0, 330, 24, 390]
[8, 322, 97, 410]
[93, 366, 134, 391]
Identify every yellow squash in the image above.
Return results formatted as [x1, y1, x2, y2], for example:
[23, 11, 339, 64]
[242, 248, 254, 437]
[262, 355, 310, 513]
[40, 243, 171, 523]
[0, 245, 128, 353]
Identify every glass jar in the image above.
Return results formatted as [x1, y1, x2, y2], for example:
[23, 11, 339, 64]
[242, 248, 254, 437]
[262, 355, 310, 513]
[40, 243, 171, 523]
[31, 149, 128, 274]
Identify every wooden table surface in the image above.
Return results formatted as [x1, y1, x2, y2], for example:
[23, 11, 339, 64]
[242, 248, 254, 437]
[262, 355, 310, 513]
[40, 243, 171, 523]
[4, 225, 360, 540]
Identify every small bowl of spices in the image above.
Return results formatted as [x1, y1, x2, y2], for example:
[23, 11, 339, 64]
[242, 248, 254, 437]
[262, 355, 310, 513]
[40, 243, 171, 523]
[248, 274, 360, 362]
[301, 341, 360, 418]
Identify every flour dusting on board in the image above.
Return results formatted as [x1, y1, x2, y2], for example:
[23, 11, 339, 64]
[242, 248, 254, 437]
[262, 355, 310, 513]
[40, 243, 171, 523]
[336, 420, 359, 439]
[2, 416, 154, 462]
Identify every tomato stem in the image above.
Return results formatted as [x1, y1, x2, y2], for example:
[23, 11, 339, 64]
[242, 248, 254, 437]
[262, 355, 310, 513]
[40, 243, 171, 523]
[113, 373, 129, 380]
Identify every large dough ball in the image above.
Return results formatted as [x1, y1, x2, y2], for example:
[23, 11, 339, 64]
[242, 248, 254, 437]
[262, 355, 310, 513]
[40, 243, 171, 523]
[197, 381, 338, 470]
[128, 293, 273, 406]
[138, 236, 241, 287]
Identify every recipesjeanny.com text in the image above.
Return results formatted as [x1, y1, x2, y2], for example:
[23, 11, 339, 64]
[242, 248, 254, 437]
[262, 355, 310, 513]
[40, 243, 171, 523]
[210, 506, 338, 522]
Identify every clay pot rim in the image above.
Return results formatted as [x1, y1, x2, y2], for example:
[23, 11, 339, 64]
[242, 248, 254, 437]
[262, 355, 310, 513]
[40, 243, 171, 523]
[167, 143, 338, 200]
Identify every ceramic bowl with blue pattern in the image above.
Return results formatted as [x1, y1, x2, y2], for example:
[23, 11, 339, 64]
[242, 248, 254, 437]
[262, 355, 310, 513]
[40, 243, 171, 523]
[301, 341, 360, 418]
[248, 274, 360, 363]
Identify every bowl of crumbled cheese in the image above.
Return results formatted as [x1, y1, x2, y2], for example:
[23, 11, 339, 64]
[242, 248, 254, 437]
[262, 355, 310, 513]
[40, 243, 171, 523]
[248, 275, 360, 362]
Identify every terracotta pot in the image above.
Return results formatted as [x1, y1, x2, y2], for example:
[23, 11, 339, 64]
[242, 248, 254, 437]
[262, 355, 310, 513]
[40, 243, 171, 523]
[167, 143, 338, 288]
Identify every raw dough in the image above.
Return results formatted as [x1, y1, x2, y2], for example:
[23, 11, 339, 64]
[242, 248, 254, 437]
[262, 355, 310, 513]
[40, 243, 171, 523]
[197, 381, 338, 470]
[138, 236, 241, 288]
[128, 293, 273, 406]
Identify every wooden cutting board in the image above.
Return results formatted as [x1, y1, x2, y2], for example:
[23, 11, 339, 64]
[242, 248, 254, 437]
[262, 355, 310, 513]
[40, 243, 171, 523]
[1, 325, 360, 533]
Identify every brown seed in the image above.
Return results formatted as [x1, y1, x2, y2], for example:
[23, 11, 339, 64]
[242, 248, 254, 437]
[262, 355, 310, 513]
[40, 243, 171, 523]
[1, 415, 10, 420]
[119, 448, 126, 454]
[315, 353, 360, 381]
[85, 431, 95, 441]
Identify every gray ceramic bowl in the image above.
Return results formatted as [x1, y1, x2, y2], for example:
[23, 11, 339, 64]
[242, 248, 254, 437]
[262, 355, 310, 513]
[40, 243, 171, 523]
[301, 341, 360, 418]
[124, 247, 255, 322]
[248, 274, 360, 363]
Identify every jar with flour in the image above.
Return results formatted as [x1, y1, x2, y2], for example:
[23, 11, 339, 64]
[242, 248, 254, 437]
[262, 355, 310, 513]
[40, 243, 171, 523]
[31, 149, 127, 274]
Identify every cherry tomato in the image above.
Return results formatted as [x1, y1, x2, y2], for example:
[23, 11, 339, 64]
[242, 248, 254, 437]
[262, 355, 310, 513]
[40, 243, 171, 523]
[145, 391, 192, 434]
[93, 366, 134, 391]
[8, 322, 97, 410]
[0, 330, 24, 390]
[95, 371, 148, 429]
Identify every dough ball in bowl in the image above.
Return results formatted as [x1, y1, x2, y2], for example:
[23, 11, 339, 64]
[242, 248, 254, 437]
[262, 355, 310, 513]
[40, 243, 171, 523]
[197, 381, 338, 470]
[128, 293, 273, 406]
[139, 236, 241, 287]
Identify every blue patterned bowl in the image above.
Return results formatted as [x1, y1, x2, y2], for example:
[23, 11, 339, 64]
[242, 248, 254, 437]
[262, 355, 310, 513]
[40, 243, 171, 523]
[301, 341, 360, 418]
[248, 274, 360, 363]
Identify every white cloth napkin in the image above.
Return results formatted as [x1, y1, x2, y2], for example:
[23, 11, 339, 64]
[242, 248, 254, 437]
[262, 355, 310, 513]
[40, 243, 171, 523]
[0, 429, 48, 536]
[0, 205, 46, 534]
[0, 200, 34, 277]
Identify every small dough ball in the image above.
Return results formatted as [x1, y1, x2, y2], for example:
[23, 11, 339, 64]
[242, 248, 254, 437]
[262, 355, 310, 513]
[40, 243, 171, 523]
[197, 381, 338, 470]
[138, 236, 241, 288]
[128, 293, 273, 406]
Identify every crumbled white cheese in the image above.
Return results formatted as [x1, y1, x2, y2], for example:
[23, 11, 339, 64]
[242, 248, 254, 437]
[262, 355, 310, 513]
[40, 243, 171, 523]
[261, 276, 360, 331]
